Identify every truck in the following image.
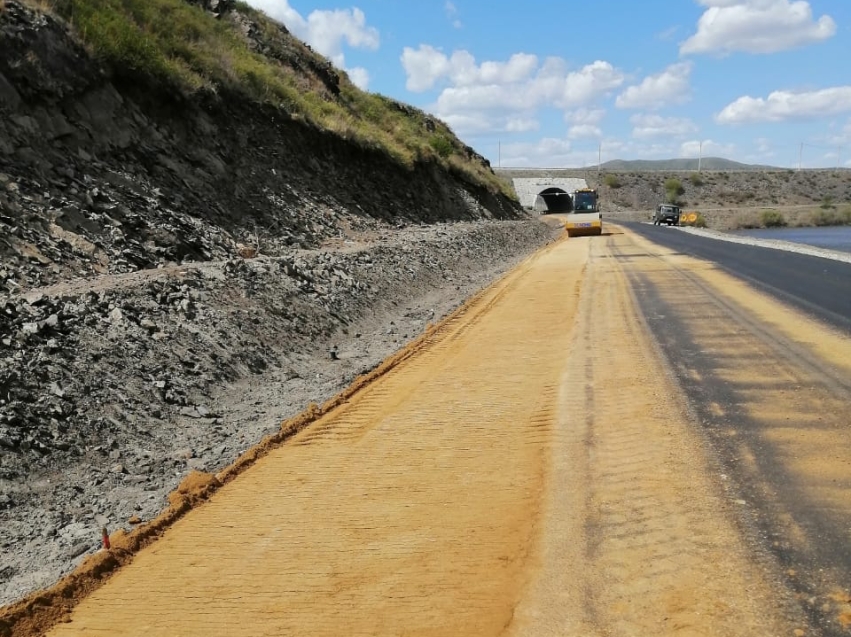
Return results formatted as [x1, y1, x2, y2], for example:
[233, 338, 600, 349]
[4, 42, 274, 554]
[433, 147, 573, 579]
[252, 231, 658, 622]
[652, 204, 681, 226]
[564, 188, 603, 237]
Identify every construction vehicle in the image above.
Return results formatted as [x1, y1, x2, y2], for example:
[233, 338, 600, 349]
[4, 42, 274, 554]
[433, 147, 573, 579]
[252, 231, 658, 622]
[565, 188, 603, 237]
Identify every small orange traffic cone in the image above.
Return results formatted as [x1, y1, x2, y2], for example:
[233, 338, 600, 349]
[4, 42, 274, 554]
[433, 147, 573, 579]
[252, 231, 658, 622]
[101, 527, 111, 550]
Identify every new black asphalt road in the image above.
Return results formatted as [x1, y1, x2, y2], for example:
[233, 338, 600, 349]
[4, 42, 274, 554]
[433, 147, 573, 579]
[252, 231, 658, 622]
[622, 221, 851, 332]
[614, 223, 851, 636]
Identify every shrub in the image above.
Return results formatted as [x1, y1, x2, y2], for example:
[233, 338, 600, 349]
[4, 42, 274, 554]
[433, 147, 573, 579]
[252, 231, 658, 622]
[821, 196, 835, 209]
[810, 207, 851, 226]
[760, 210, 787, 228]
[731, 213, 761, 230]
[665, 178, 684, 203]
[689, 173, 704, 187]
[428, 134, 454, 159]
[604, 174, 622, 189]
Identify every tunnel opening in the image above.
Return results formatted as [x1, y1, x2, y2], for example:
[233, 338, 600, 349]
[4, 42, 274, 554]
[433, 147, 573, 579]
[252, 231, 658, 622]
[535, 187, 573, 214]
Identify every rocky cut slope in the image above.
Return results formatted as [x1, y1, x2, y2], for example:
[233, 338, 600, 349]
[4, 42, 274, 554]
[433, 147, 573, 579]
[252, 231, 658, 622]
[0, 0, 554, 610]
[0, 0, 522, 290]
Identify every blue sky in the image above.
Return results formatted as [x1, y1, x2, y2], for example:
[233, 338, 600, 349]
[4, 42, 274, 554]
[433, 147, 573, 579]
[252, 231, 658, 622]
[246, 1, 851, 168]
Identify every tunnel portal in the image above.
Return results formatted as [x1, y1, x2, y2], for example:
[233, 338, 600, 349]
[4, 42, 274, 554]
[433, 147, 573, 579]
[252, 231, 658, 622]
[535, 187, 573, 214]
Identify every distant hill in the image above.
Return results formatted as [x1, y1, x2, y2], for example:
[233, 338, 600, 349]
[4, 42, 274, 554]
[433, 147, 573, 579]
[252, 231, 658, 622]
[598, 157, 780, 171]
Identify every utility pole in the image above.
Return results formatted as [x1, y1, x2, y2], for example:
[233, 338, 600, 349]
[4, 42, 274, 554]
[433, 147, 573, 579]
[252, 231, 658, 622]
[598, 142, 602, 177]
[798, 142, 803, 171]
[498, 140, 501, 169]
[698, 140, 703, 173]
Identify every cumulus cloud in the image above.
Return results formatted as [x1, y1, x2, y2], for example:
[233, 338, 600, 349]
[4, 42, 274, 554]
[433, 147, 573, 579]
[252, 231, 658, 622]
[565, 109, 605, 138]
[716, 86, 851, 123]
[680, 0, 836, 55]
[564, 108, 605, 126]
[568, 124, 603, 140]
[680, 139, 737, 157]
[615, 62, 692, 110]
[400, 47, 624, 135]
[401, 48, 539, 93]
[247, 0, 378, 88]
[631, 114, 698, 139]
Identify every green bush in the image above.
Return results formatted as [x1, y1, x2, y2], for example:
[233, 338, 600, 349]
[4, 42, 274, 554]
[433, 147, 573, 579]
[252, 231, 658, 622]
[821, 196, 835, 209]
[428, 134, 454, 159]
[689, 173, 704, 187]
[760, 210, 787, 228]
[665, 178, 684, 204]
[604, 174, 622, 189]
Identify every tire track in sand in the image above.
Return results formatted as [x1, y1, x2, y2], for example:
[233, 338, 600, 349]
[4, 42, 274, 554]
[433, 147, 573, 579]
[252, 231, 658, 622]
[508, 229, 804, 637]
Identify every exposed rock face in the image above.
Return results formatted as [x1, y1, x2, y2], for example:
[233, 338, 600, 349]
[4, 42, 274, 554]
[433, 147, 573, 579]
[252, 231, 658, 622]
[0, 0, 523, 291]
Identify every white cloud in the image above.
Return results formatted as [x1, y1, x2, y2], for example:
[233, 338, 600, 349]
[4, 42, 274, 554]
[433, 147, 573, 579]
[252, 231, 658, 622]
[445, 1, 462, 29]
[716, 86, 851, 123]
[246, 0, 379, 88]
[346, 67, 371, 90]
[631, 114, 698, 139]
[565, 109, 605, 138]
[681, 0, 836, 55]
[615, 62, 692, 110]
[680, 139, 737, 157]
[568, 124, 602, 139]
[401, 45, 452, 92]
[401, 47, 538, 93]
[506, 118, 540, 133]
[400, 47, 624, 136]
[558, 61, 624, 108]
[564, 108, 605, 126]
[500, 138, 574, 168]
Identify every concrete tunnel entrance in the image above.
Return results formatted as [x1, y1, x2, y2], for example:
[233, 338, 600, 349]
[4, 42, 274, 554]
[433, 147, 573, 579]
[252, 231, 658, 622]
[535, 187, 573, 214]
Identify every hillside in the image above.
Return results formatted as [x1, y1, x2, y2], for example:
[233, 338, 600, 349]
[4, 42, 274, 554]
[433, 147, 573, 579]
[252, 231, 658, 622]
[0, 0, 522, 291]
[587, 169, 851, 213]
[598, 157, 780, 172]
[497, 167, 851, 216]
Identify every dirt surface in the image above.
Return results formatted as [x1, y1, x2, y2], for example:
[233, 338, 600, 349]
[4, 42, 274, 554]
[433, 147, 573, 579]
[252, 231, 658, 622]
[4, 228, 829, 636]
[0, 219, 557, 606]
